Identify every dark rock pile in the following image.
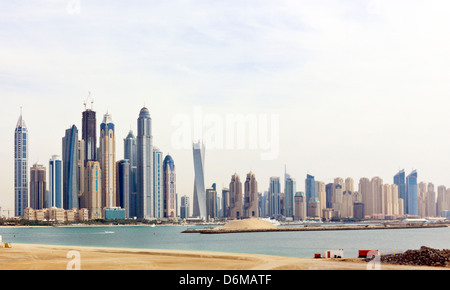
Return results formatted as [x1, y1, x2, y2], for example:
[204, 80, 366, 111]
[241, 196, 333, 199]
[380, 246, 450, 267]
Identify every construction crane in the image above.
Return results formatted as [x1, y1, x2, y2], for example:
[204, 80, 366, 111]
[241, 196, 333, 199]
[83, 91, 94, 111]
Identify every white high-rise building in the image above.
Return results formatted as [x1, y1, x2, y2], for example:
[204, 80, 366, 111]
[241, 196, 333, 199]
[137, 107, 153, 219]
[153, 147, 163, 218]
[100, 113, 116, 209]
[192, 141, 206, 219]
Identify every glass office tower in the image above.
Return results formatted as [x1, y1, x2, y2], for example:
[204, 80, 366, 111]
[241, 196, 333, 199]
[406, 170, 418, 215]
[62, 125, 79, 210]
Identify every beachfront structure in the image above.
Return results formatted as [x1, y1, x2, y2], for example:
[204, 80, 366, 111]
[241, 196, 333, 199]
[100, 112, 117, 209]
[244, 172, 258, 218]
[192, 141, 206, 219]
[30, 163, 47, 210]
[14, 110, 28, 217]
[62, 125, 79, 210]
[136, 107, 153, 219]
[163, 155, 176, 219]
[48, 155, 63, 209]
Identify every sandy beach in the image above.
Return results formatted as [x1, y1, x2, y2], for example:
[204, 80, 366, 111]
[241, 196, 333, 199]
[0, 243, 446, 270]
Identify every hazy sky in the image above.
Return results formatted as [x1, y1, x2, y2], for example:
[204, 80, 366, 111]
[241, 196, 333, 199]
[2, 0, 450, 213]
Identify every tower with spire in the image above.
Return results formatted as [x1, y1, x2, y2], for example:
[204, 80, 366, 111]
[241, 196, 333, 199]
[14, 108, 28, 217]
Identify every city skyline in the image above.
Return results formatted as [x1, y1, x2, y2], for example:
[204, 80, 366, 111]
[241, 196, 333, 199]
[3, 1, 450, 212]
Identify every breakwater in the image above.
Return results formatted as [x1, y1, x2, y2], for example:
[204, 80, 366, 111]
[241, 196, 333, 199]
[182, 223, 449, 234]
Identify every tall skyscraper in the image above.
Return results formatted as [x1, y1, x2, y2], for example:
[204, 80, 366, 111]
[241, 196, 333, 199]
[229, 173, 243, 219]
[371, 176, 383, 215]
[116, 160, 130, 218]
[137, 107, 153, 219]
[82, 103, 97, 163]
[394, 170, 406, 213]
[284, 176, 295, 218]
[124, 130, 137, 217]
[269, 177, 281, 217]
[85, 161, 102, 219]
[30, 162, 46, 210]
[153, 147, 163, 218]
[244, 172, 258, 218]
[192, 141, 206, 219]
[305, 174, 316, 203]
[62, 125, 79, 210]
[221, 188, 230, 218]
[77, 139, 86, 209]
[49, 155, 63, 209]
[206, 187, 217, 219]
[406, 170, 418, 216]
[325, 183, 333, 209]
[294, 192, 307, 221]
[163, 155, 176, 219]
[14, 110, 28, 217]
[100, 113, 116, 209]
[180, 195, 190, 219]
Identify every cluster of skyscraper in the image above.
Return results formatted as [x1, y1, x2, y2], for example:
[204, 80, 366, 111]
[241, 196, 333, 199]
[190, 159, 450, 221]
[14, 102, 177, 220]
[13, 106, 450, 221]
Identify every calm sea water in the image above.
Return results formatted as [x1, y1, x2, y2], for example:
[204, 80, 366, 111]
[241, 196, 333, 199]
[0, 225, 449, 258]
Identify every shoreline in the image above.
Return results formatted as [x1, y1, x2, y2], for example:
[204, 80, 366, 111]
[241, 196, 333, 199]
[0, 243, 447, 270]
[183, 223, 449, 234]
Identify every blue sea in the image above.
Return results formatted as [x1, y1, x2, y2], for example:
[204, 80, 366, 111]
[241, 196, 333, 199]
[0, 225, 449, 258]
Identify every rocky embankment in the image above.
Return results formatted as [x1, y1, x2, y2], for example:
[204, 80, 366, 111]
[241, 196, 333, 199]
[371, 246, 450, 268]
